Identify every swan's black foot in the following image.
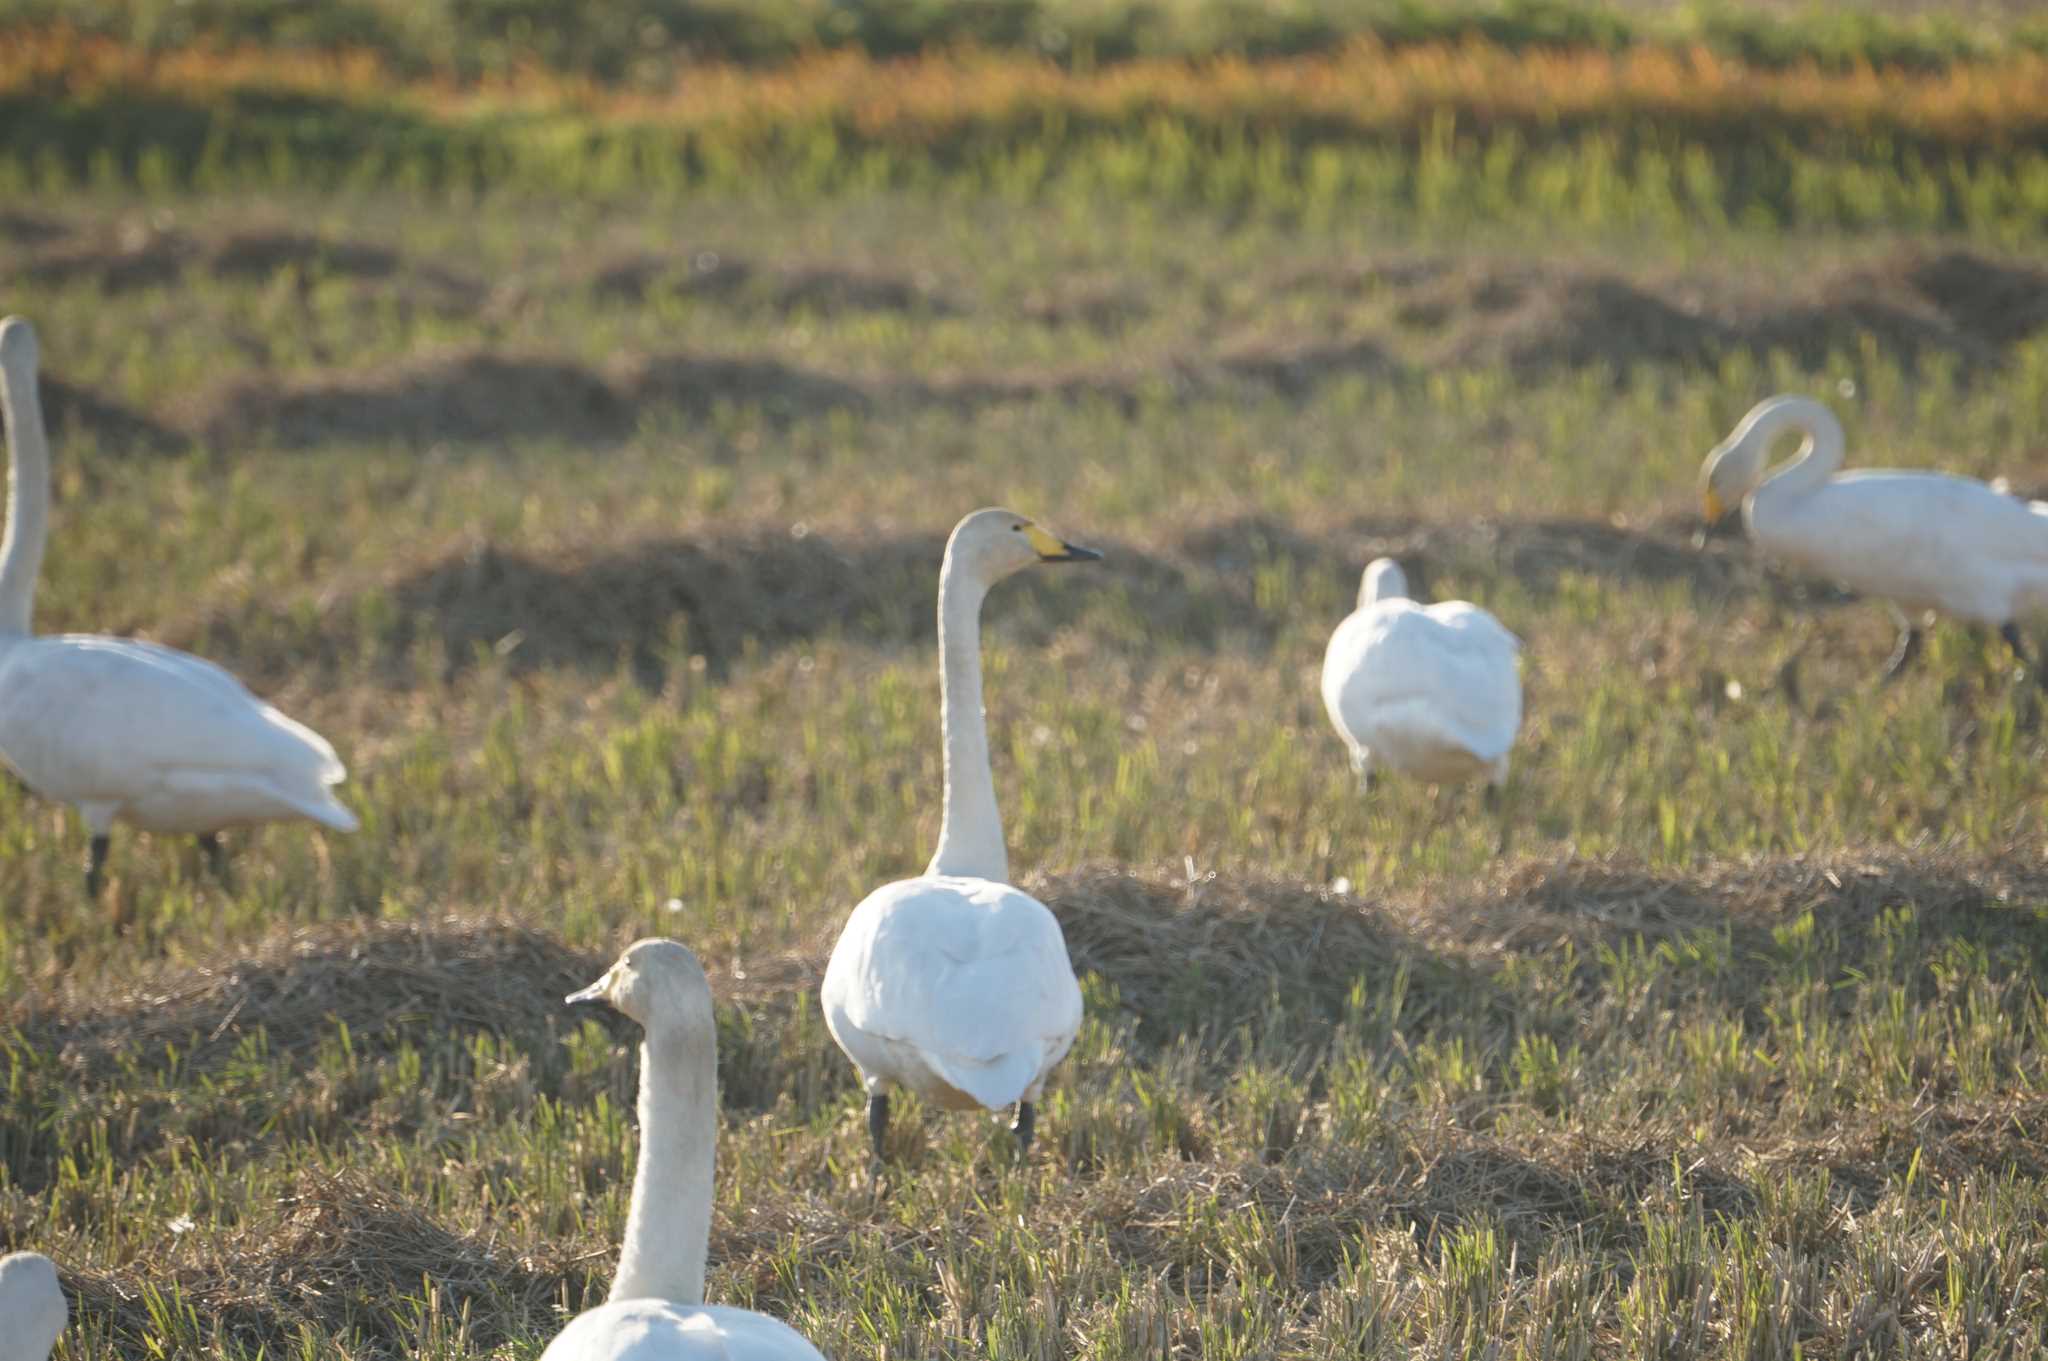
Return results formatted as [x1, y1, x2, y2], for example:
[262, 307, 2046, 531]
[1482, 783, 1501, 814]
[198, 832, 231, 886]
[84, 834, 109, 897]
[865, 1091, 890, 1161]
[1881, 624, 1923, 684]
[1010, 1101, 1036, 1157]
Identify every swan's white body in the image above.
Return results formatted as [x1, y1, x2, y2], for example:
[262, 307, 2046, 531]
[545, 940, 826, 1361]
[1321, 559, 1521, 788]
[544, 1302, 823, 1361]
[1702, 395, 2048, 624]
[0, 317, 355, 862]
[0, 1251, 67, 1361]
[822, 875, 1081, 1111]
[821, 510, 1091, 1132]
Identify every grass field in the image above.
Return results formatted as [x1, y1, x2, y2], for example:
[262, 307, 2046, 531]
[7, 5, 2048, 1356]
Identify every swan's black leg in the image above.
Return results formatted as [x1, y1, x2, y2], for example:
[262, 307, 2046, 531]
[84, 834, 109, 897]
[1011, 1101, 1036, 1156]
[1880, 622, 1922, 684]
[2000, 623, 2047, 689]
[198, 832, 231, 886]
[1777, 654, 1805, 714]
[865, 1091, 890, 1160]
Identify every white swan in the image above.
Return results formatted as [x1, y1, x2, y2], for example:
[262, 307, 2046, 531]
[821, 508, 1097, 1158]
[1703, 394, 2048, 682]
[0, 1252, 66, 1361]
[1320, 558, 1522, 795]
[547, 939, 826, 1361]
[0, 317, 357, 895]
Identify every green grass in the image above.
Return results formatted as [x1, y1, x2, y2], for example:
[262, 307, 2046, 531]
[6, 181, 2048, 1356]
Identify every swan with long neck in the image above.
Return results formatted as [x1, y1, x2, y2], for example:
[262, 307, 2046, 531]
[820, 508, 1098, 1159]
[544, 940, 826, 1360]
[0, 1252, 67, 1361]
[0, 316, 357, 896]
[1702, 394, 2048, 684]
[1321, 555, 1522, 797]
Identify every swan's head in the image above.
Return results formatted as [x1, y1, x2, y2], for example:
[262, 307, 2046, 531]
[0, 317, 38, 376]
[0, 1252, 66, 1360]
[1360, 558, 1409, 606]
[1700, 398, 1796, 523]
[567, 938, 713, 1036]
[945, 507, 1101, 586]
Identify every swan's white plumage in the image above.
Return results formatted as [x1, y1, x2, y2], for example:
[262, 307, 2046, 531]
[822, 875, 1082, 1109]
[1321, 558, 1522, 787]
[821, 509, 1094, 1132]
[0, 635, 356, 833]
[1703, 395, 2048, 624]
[0, 1251, 67, 1361]
[0, 316, 355, 853]
[545, 940, 827, 1361]
[541, 1300, 823, 1361]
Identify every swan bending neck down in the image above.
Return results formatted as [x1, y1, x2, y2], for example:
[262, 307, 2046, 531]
[821, 509, 1097, 1160]
[1701, 393, 2048, 687]
[0, 317, 357, 896]
[544, 940, 826, 1361]
[0, 1252, 67, 1361]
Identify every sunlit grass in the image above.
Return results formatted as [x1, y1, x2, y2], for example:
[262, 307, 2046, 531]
[6, 186, 2048, 1356]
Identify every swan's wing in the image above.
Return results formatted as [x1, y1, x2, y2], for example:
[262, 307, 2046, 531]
[539, 1301, 824, 1361]
[0, 636, 352, 820]
[1325, 602, 1522, 763]
[1807, 472, 2048, 565]
[824, 876, 1083, 1108]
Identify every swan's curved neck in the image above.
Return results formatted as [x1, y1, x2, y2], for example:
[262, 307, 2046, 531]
[608, 1020, 716, 1306]
[1754, 397, 1845, 500]
[927, 553, 1008, 882]
[0, 356, 48, 637]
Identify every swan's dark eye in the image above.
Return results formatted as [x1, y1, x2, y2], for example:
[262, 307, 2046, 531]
[1011, 523, 1024, 532]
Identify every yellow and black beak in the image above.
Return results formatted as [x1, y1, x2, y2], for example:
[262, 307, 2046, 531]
[1024, 523, 1102, 564]
[1701, 488, 1728, 524]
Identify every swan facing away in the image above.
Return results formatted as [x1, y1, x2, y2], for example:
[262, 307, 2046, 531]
[0, 1251, 66, 1361]
[548, 939, 827, 1361]
[821, 509, 1097, 1159]
[1320, 558, 1522, 797]
[1702, 394, 2048, 684]
[0, 317, 357, 896]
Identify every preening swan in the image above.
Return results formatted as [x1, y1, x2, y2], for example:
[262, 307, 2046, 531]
[1702, 394, 2048, 684]
[0, 1251, 67, 1361]
[547, 939, 827, 1361]
[1320, 558, 1522, 796]
[821, 508, 1097, 1159]
[0, 317, 357, 895]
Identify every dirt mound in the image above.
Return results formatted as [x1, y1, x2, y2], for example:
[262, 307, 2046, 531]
[1018, 282, 1150, 332]
[1038, 865, 1491, 1051]
[1176, 512, 1802, 614]
[59, 1167, 585, 1355]
[380, 526, 942, 685]
[180, 349, 631, 448]
[39, 375, 185, 454]
[0, 209, 66, 246]
[1427, 247, 2042, 380]
[588, 249, 956, 315]
[14, 225, 478, 299]
[11, 914, 601, 1082]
